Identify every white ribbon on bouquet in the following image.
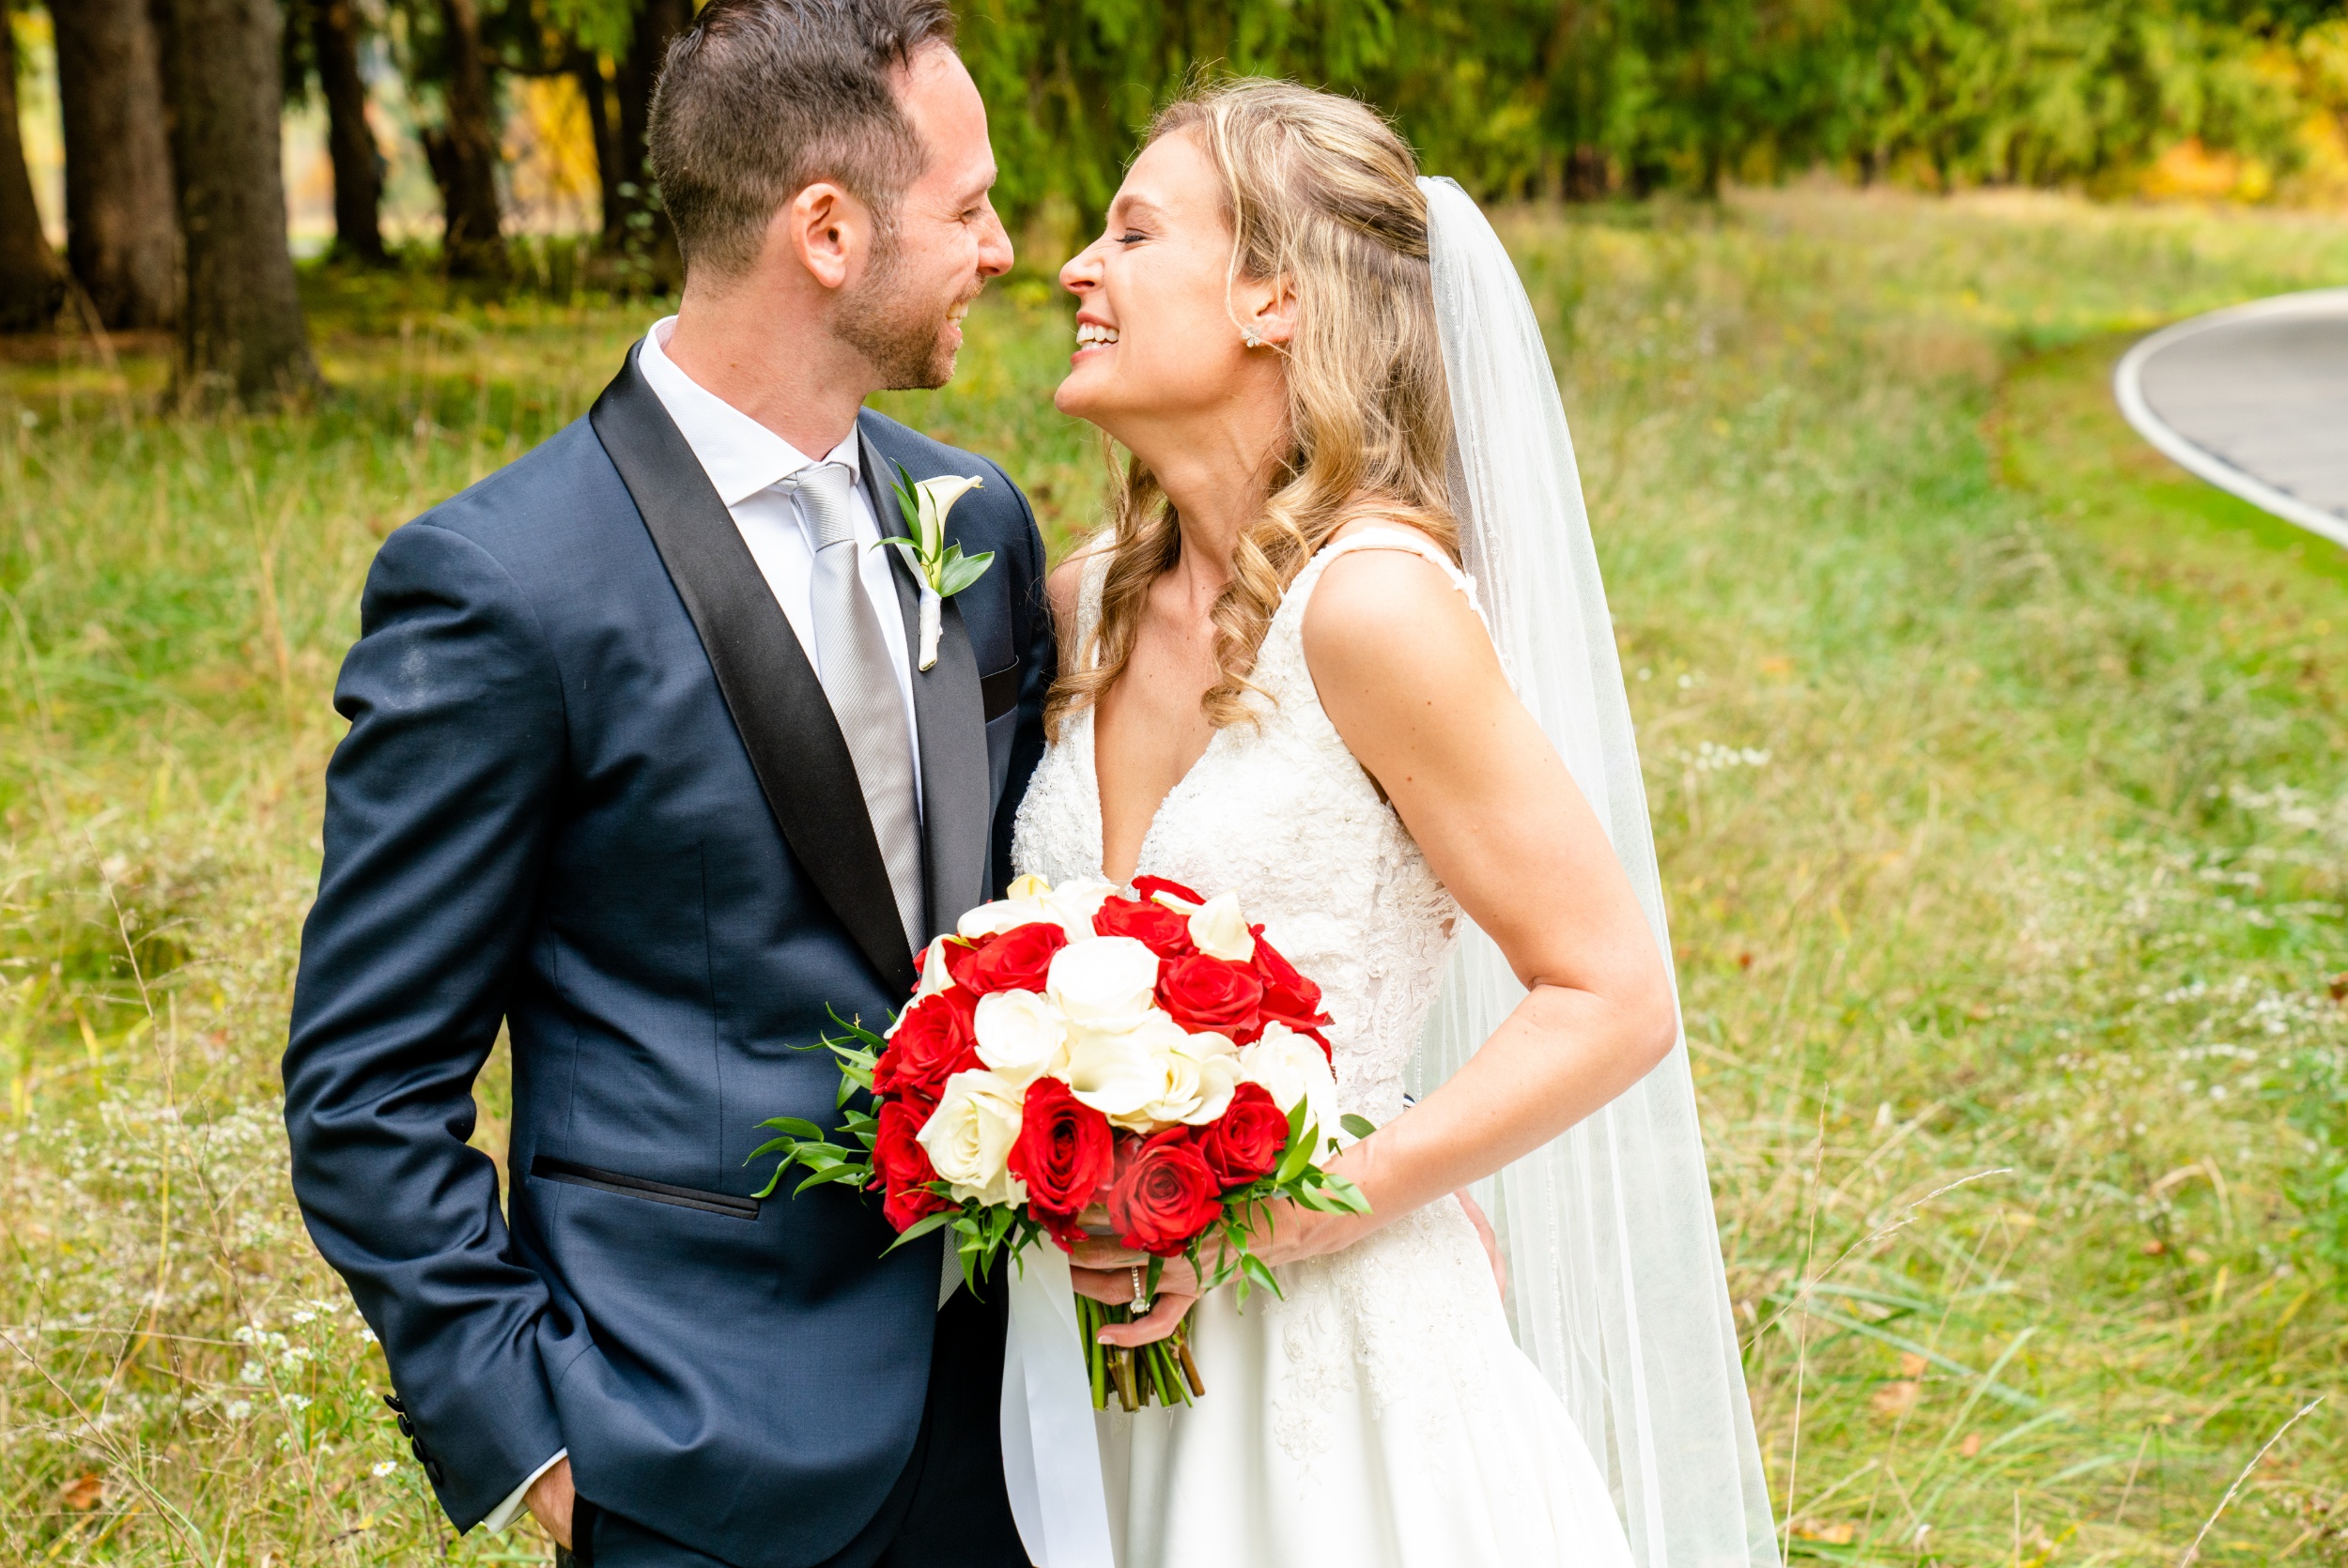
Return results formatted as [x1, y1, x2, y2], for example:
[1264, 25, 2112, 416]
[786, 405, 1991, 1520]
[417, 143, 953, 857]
[1000, 1247, 1117, 1567]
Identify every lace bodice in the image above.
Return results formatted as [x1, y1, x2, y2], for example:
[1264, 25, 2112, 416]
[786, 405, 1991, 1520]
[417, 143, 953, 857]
[1012, 530, 1479, 1125]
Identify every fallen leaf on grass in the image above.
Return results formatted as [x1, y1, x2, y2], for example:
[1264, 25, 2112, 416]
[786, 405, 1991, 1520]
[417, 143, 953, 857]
[1871, 1379, 1923, 1417]
[60, 1471, 105, 1511]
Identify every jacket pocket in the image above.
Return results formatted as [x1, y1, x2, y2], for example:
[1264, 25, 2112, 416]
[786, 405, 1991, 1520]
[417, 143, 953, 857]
[531, 1155, 760, 1221]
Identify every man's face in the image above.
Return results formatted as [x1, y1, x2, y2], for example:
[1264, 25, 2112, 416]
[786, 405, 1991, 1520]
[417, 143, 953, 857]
[835, 45, 1013, 390]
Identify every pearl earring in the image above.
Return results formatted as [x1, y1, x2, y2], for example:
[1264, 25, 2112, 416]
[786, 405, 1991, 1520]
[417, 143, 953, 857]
[1242, 327, 1262, 348]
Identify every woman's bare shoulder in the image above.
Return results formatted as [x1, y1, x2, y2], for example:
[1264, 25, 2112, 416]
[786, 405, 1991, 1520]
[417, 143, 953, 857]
[1303, 522, 1491, 693]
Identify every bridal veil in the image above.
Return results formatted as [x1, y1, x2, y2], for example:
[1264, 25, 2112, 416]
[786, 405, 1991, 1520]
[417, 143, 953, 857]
[1407, 176, 1781, 1568]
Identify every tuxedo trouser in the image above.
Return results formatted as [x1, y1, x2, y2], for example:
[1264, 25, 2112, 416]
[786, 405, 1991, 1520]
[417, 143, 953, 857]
[556, 1283, 1029, 1568]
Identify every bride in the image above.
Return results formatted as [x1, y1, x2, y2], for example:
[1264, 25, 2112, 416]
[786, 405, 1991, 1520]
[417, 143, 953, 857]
[1008, 80, 1779, 1567]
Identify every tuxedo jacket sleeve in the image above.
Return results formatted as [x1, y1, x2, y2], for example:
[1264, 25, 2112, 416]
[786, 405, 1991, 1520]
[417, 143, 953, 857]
[284, 520, 571, 1519]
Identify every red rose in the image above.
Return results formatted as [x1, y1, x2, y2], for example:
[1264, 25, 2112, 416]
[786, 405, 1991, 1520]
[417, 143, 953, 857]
[1105, 1128, 1224, 1255]
[1193, 1082, 1290, 1189]
[871, 1099, 952, 1232]
[1156, 953, 1263, 1040]
[947, 922, 1069, 995]
[1132, 874, 1205, 907]
[1252, 930, 1334, 1053]
[1092, 895, 1194, 958]
[873, 989, 980, 1102]
[1008, 1077, 1116, 1219]
[1033, 1208, 1090, 1253]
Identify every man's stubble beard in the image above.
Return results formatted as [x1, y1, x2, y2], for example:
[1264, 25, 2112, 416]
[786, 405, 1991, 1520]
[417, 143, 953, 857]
[835, 226, 970, 392]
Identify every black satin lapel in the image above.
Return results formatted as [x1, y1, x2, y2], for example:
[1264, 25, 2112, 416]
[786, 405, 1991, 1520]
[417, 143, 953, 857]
[590, 347, 917, 994]
[861, 425, 992, 938]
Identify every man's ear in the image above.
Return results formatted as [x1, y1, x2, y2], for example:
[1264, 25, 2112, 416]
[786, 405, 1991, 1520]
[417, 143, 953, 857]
[776, 181, 872, 292]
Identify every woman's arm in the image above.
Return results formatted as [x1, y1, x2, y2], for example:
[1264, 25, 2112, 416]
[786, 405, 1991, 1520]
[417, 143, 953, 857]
[1288, 541, 1679, 1234]
[1074, 540, 1676, 1343]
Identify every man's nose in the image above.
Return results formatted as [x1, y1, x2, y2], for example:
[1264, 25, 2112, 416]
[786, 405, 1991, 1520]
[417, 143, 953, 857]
[978, 208, 1013, 279]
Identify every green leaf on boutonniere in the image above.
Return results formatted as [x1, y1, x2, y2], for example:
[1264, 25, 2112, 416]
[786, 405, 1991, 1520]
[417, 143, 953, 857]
[884, 463, 996, 670]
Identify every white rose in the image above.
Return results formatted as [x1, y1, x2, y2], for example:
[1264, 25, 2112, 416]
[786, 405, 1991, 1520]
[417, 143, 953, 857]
[1146, 1032, 1243, 1126]
[1179, 1038, 1244, 1126]
[917, 1069, 1028, 1207]
[1239, 1023, 1338, 1140]
[973, 991, 1069, 1086]
[1185, 890, 1256, 961]
[1062, 1012, 1186, 1130]
[1043, 878, 1117, 944]
[957, 895, 1054, 941]
[1046, 936, 1161, 1023]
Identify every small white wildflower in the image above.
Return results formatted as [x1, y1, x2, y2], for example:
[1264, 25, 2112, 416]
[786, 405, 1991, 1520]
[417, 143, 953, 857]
[224, 1400, 253, 1421]
[371, 1460, 397, 1478]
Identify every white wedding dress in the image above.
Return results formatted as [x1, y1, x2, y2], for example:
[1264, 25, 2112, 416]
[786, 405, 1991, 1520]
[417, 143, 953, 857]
[1011, 530, 1637, 1568]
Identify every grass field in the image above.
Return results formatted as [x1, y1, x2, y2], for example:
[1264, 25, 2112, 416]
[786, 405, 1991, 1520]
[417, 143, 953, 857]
[3, 186, 2346, 1565]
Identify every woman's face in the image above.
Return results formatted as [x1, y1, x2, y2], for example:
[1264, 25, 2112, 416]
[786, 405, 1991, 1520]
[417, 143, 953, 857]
[1055, 131, 1275, 438]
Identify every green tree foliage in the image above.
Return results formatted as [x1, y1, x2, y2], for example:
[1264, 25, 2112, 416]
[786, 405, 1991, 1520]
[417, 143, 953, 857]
[955, 0, 2348, 225]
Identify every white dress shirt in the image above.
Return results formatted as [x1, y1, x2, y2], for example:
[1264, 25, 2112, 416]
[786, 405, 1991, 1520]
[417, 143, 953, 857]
[480, 320, 952, 1535]
[638, 315, 923, 794]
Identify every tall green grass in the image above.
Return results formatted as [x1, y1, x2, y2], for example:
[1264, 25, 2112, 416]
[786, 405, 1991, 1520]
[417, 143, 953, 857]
[2, 188, 2344, 1563]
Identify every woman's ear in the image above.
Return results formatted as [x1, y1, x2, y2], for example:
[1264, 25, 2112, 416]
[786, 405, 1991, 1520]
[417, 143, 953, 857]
[1238, 273, 1300, 348]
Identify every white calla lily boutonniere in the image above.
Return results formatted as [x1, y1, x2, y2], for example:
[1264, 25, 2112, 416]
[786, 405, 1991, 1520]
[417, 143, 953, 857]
[882, 466, 995, 671]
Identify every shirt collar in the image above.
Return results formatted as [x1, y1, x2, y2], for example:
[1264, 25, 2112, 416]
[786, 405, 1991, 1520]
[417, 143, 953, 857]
[637, 316, 862, 508]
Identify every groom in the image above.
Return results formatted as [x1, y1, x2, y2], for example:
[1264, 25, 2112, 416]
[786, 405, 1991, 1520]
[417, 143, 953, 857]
[282, 3, 1048, 1565]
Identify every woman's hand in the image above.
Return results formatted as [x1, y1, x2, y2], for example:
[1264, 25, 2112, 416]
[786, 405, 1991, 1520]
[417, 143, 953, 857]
[1066, 1178, 1385, 1345]
[1068, 1238, 1199, 1346]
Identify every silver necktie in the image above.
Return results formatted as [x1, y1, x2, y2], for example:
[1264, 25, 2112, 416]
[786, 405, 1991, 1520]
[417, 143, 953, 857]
[782, 461, 924, 953]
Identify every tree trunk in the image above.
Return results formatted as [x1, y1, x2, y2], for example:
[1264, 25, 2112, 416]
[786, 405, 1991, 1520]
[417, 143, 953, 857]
[152, 0, 320, 405]
[313, 0, 387, 265]
[0, 1, 66, 331]
[572, 47, 619, 239]
[424, 0, 505, 277]
[51, 0, 178, 329]
[607, 0, 688, 280]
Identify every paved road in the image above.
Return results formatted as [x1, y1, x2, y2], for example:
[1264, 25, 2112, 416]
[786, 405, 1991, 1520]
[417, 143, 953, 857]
[2114, 288, 2348, 550]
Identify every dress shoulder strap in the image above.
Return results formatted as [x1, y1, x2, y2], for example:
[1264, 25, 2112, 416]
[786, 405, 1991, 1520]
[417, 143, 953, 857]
[1284, 526, 1482, 620]
[1069, 530, 1117, 669]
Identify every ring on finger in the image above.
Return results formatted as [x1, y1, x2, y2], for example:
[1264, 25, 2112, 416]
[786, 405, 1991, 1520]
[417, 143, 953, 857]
[1129, 1264, 1151, 1313]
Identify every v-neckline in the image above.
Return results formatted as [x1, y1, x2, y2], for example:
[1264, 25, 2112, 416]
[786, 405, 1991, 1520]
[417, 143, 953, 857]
[1084, 699, 1222, 886]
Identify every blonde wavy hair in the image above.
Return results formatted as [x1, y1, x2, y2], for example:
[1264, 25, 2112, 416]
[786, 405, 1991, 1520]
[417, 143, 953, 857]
[1045, 79, 1459, 739]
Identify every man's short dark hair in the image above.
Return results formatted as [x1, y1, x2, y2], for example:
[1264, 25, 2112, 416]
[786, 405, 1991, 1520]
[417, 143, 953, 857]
[649, 0, 958, 277]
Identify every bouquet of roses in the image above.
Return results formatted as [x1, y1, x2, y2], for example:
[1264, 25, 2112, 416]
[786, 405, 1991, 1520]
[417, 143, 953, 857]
[752, 873, 1371, 1411]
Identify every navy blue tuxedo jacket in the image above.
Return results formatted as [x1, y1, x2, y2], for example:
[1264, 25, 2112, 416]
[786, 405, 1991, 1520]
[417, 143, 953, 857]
[284, 347, 1054, 1567]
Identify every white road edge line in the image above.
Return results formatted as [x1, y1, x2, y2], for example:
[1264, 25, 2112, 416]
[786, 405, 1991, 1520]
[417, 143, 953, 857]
[2110, 286, 2348, 552]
